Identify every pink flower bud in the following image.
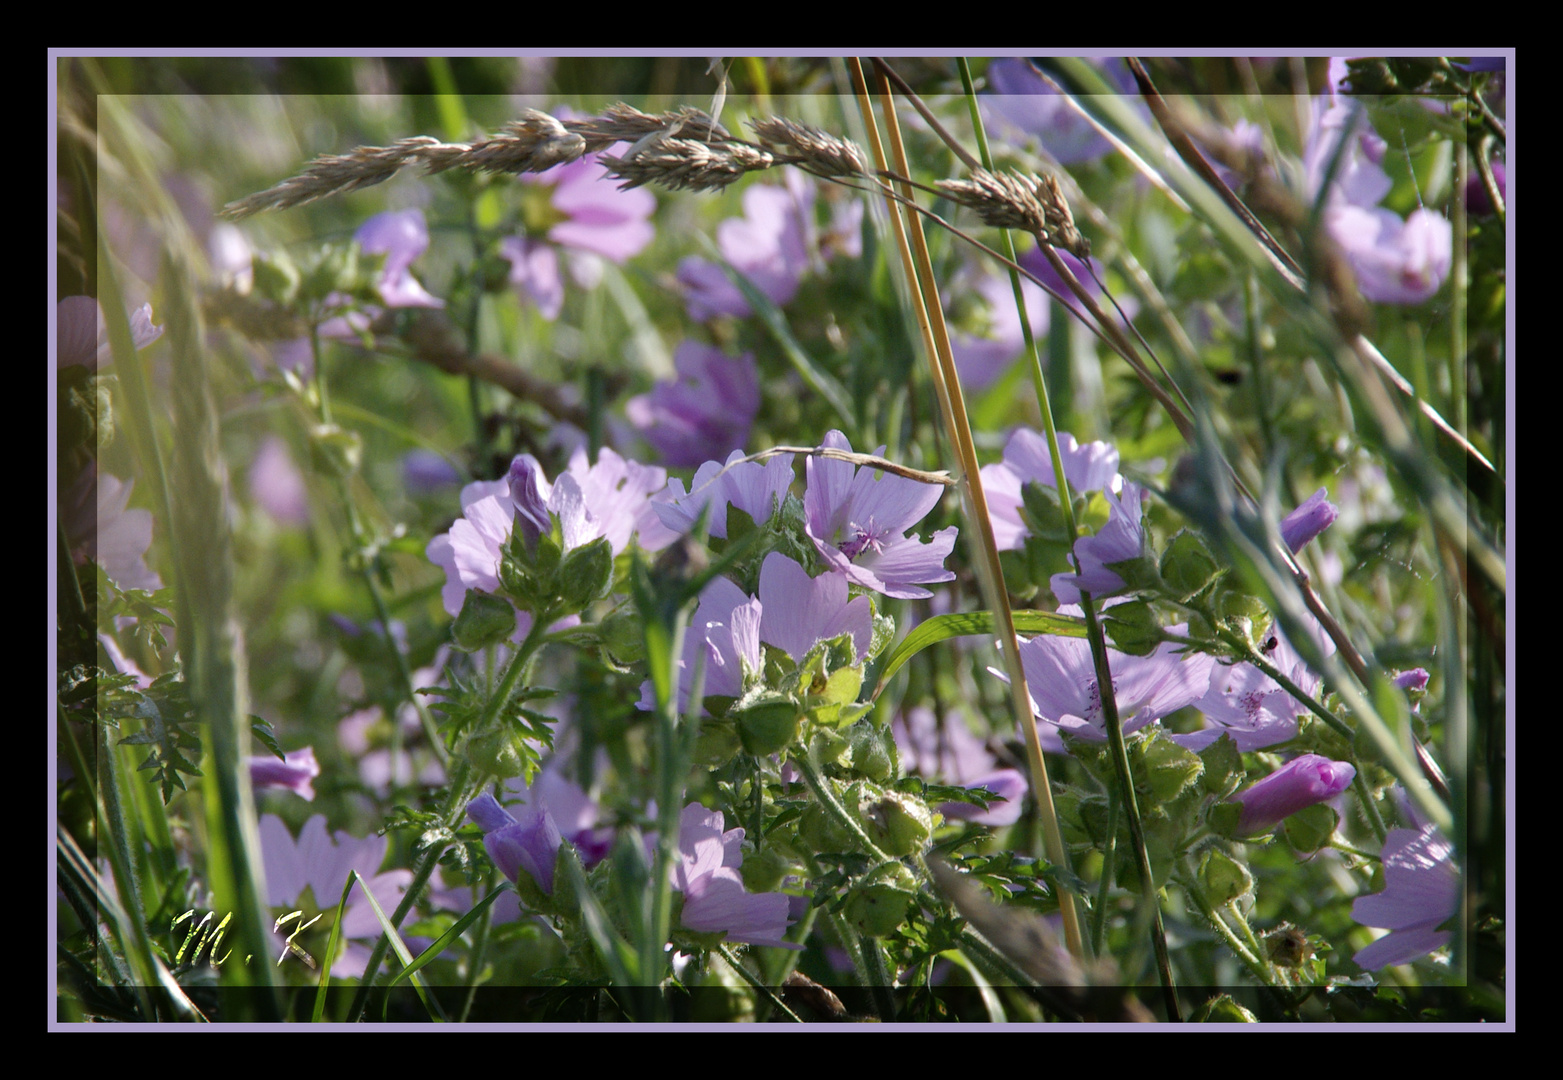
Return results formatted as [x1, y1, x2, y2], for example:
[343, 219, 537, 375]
[1231, 754, 1356, 834]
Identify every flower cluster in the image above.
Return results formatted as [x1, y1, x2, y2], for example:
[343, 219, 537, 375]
[1304, 59, 1452, 305]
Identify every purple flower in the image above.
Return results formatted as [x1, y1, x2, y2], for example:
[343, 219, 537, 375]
[501, 134, 656, 320]
[1352, 825, 1460, 969]
[625, 342, 761, 468]
[1016, 245, 1131, 328]
[426, 447, 674, 635]
[1003, 615, 1216, 753]
[981, 429, 1121, 551]
[893, 706, 1028, 826]
[258, 814, 413, 978]
[947, 263, 1050, 391]
[1230, 754, 1355, 834]
[982, 58, 1137, 165]
[672, 803, 799, 950]
[653, 450, 795, 540]
[1280, 487, 1339, 553]
[63, 466, 163, 592]
[804, 429, 958, 600]
[1172, 618, 1333, 753]
[403, 449, 462, 495]
[249, 746, 321, 801]
[639, 575, 762, 714]
[248, 435, 310, 527]
[639, 552, 872, 715]
[679, 176, 811, 320]
[354, 209, 444, 309]
[57, 295, 163, 370]
[466, 792, 564, 896]
[1050, 481, 1149, 604]
[678, 171, 860, 322]
[500, 765, 614, 867]
[1303, 82, 1452, 305]
[1327, 205, 1452, 305]
[756, 551, 873, 664]
[1395, 667, 1430, 694]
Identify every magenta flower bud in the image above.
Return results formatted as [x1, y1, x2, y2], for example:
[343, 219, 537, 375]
[506, 454, 554, 548]
[1394, 668, 1430, 693]
[1231, 754, 1356, 834]
[248, 747, 321, 801]
[467, 792, 563, 895]
[1280, 488, 1339, 553]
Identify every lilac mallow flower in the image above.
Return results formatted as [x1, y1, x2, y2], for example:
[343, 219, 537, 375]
[258, 815, 413, 978]
[500, 765, 614, 867]
[638, 552, 872, 715]
[1281, 487, 1339, 553]
[63, 466, 163, 592]
[1352, 825, 1460, 969]
[626, 342, 760, 469]
[248, 435, 310, 527]
[653, 451, 795, 540]
[947, 262, 1049, 392]
[501, 129, 656, 320]
[426, 447, 674, 636]
[893, 706, 1028, 826]
[982, 57, 1138, 165]
[1172, 618, 1333, 753]
[755, 551, 873, 665]
[1050, 481, 1149, 604]
[804, 430, 957, 600]
[1303, 71, 1452, 305]
[1003, 613, 1216, 754]
[249, 747, 321, 801]
[982, 429, 1122, 552]
[678, 171, 860, 322]
[639, 574, 763, 715]
[466, 792, 564, 896]
[1230, 754, 1356, 835]
[672, 803, 798, 950]
[57, 295, 163, 370]
[355, 209, 444, 309]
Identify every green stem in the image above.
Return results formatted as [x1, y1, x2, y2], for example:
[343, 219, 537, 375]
[1078, 596, 1180, 1020]
[1177, 863, 1273, 987]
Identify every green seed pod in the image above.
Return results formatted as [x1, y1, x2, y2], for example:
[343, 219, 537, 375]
[861, 790, 932, 857]
[451, 589, 518, 652]
[845, 862, 918, 938]
[463, 728, 524, 780]
[1160, 528, 1222, 600]
[556, 535, 614, 611]
[736, 696, 802, 757]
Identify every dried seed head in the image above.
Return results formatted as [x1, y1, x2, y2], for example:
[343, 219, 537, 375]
[460, 110, 587, 175]
[749, 116, 868, 179]
[221, 137, 448, 219]
[565, 103, 731, 153]
[937, 167, 1090, 259]
[601, 139, 773, 193]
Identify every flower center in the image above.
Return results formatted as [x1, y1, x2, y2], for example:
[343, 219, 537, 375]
[839, 518, 888, 559]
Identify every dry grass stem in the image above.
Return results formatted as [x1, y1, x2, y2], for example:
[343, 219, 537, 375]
[749, 117, 870, 179]
[938, 168, 1090, 259]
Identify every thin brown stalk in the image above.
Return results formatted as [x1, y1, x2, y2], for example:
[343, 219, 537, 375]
[1125, 57, 1306, 288]
[849, 58, 1085, 962]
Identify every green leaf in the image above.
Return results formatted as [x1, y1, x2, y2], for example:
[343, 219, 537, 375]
[872, 610, 1087, 698]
